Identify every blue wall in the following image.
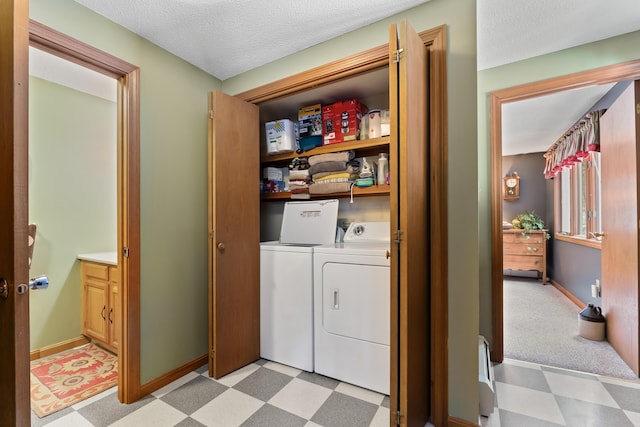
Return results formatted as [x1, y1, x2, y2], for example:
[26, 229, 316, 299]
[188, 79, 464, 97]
[503, 152, 601, 306]
[551, 240, 601, 305]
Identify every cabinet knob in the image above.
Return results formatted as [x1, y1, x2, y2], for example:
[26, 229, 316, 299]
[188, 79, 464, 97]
[217, 242, 226, 252]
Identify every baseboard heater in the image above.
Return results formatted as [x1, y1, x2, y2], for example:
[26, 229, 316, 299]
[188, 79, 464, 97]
[478, 335, 495, 417]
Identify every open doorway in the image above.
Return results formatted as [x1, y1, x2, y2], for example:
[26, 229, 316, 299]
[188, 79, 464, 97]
[26, 20, 142, 408]
[490, 59, 640, 380]
[27, 45, 121, 419]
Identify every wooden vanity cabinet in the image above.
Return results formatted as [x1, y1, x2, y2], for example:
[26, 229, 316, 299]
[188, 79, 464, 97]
[503, 229, 547, 282]
[81, 260, 120, 353]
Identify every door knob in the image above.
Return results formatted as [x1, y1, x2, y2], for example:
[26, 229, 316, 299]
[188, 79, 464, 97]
[217, 242, 226, 252]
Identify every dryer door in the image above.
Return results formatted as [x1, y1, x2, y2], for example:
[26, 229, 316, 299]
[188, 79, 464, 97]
[320, 259, 390, 346]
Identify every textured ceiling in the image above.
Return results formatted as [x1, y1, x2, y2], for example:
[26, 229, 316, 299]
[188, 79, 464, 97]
[59, 1, 640, 155]
[477, 0, 640, 71]
[478, 0, 640, 155]
[72, 0, 430, 80]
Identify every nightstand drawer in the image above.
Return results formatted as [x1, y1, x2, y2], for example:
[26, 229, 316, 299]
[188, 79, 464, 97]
[503, 242, 544, 255]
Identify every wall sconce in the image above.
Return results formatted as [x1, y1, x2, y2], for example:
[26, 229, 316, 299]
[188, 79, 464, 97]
[503, 172, 520, 200]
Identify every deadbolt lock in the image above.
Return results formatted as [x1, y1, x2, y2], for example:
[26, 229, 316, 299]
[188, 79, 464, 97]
[0, 279, 8, 300]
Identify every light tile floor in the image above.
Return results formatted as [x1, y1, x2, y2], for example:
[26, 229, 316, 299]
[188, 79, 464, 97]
[31, 359, 390, 427]
[481, 358, 640, 427]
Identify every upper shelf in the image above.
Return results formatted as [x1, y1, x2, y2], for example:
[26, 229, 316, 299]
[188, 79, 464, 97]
[261, 136, 390, 163]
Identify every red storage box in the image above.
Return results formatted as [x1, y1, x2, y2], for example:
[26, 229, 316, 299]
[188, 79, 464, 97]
[337, 99, 367, 143]
[322, 103, 338, 145]
[322, 99, 367, 145]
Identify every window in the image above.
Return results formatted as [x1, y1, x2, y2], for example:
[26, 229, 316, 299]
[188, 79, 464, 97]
[555, 152, 601, 243]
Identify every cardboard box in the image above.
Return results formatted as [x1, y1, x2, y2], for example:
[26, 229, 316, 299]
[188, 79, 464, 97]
[336, 99, 367, 143]
[265, 119, 298, 154]
[322, 100, 367, 145]
[322, 104, 338, 145]
[263, 167, 284, 181]
[298, 104, 322, 138]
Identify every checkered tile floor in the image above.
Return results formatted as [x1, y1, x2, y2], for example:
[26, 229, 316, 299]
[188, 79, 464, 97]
[482, 358, 640, 427]
[33, 355, 640, 426]
[31, 359, 390, 427]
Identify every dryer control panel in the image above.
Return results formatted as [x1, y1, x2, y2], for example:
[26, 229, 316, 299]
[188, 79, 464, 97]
[344, 222, 390, 242]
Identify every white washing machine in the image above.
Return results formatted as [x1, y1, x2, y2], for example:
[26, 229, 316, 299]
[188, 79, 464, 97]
[260, 199, 339, 372]
[313, 221, 390, 394]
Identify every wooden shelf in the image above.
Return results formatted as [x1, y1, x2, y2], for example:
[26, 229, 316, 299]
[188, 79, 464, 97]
[261, 136, 390, 163]
[261, 184, 390, 201]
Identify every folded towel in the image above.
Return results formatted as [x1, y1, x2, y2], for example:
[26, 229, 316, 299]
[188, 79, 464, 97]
[313, 172, 351, 182]
[308, 161, 347, 176]
[288, 183, 310, 191]
[290, 193, 311, 200]
[311, 164, 359, 180]
[308, 150, 355, 166]
[289, 169, 309, 180]
[291, 187, 309, 194]
[313, 177, 350, 184]
[308, 182, 352, 195]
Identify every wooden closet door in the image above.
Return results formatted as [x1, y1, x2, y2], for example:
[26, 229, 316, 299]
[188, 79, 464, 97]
[600, 81, 640, 375]
[389, 20, 430, 427]
[207, 91, 260, 378]
[0, 1, 30, 426]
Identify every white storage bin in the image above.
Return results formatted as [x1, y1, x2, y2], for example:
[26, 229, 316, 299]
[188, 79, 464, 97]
[265, 119, 298, 155]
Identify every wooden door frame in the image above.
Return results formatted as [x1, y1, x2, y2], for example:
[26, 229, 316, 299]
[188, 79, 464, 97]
[236, 25, 448, 427]
[28, 20, 142, 403]
[490, 59, 640, 362]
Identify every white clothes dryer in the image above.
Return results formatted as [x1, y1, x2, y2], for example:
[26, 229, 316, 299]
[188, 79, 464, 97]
[260, 199, 339, 372]
[313, 221, 390, 394]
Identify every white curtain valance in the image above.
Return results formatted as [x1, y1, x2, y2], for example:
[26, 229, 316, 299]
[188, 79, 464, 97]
[543, 109, 606, 179]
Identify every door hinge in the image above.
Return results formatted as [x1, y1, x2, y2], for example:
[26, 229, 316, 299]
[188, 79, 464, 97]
[123, 247, 129, 257]
[210, 346, 215, 358]
[393, 48, 404, 63]
[395, 410, 403, 425]
[394, 229, 404, 245]
[209, 109, 214, 119]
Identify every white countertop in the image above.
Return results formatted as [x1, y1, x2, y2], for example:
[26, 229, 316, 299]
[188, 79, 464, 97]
[77, 251, 118, 266]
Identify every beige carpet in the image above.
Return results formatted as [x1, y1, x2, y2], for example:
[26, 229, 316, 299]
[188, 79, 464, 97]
[504, 277, 638, 380]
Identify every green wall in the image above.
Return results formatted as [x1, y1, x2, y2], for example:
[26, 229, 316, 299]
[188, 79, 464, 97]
[29, 76, 117, 350]
[478, 31, 640, 350]
[30, 0, 222, 383]
[225, 0, 479, 421]
[30, 0, 479, 422]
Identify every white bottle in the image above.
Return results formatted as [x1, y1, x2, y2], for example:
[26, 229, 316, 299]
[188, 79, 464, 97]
[377, 153, 388, 185]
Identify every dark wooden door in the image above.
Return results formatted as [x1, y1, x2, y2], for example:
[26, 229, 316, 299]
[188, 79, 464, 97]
[389, 19, 430, 427]
[0, 1, 31, 425]
[207, 91, 260, 378]
[600, 80, 640, 375]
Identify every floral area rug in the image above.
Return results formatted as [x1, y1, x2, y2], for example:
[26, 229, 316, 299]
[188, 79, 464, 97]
[30, 343, 117, 418]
